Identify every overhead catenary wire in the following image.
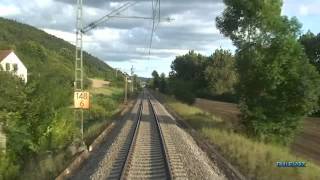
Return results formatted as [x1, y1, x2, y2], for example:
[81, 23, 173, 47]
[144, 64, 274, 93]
[74, 0, 167, 150]
[81, 1, 138, 33]
[148, 0, 160, 57]
[78, 0, 168, 76]
[82, 0, 165, 59]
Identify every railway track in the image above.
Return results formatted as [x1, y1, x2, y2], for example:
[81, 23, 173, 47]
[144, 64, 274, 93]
[69, 91, 223, 180]
[119, 93, 172, 179]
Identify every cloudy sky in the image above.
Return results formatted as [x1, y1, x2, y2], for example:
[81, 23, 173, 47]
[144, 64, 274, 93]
[0, 0, 319, 77]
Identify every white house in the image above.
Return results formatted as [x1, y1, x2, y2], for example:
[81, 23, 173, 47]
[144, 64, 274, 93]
[0, 50, 28, 83]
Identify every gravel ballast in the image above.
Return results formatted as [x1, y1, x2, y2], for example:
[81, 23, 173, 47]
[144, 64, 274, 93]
[68, 93, 227, 180]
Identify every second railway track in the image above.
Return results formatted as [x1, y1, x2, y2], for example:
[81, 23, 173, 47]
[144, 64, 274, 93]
[119, 92, 172, 179]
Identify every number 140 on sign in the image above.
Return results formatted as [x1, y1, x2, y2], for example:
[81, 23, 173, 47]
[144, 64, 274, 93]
[74, 91, 90, 109]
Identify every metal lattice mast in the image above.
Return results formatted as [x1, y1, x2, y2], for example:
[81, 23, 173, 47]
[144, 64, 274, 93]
[73, 0, 170, 148]
[75, 0, 83, 91]
[75, 0, 84, 143]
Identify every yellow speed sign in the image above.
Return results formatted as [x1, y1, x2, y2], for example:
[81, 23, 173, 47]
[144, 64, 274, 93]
[74, 91, 90, 109]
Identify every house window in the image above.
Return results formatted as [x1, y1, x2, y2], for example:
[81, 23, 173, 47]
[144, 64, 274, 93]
[13, 64, 18, 72]
[5, 63, 10, 71]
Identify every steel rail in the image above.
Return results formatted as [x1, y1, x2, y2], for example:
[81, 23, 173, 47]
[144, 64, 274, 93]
[119, 93, 172, 179]
[119, 99, 143, 180]
[148, 96, 173, 180]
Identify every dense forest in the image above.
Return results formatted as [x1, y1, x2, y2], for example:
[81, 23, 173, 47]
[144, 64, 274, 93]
[0, 17, 121, 179]
[149, 1, 320, 146]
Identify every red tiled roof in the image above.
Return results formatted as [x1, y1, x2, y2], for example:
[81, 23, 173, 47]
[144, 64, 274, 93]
[0, 50, 13, 62]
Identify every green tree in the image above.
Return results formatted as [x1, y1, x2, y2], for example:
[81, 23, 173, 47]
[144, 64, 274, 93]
[217, 0, 320, 143]
[159, 73, 167, 93]
[299, 32, 320, 116]
[0, 72, 32, 177]
[299, 31, 320, 72]
[132, 74, 142, 91]
[170, 50, 207, 89]
[24, 66, 73, 151]
[205, 49, 237, 95]
[168, 79, 195, 104]
[169, 50, 207, 101]
[151, 70, 160, 89]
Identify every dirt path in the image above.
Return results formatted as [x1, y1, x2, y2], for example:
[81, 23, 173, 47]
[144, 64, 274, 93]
[194, 98, 320, 166]
[90, 78, 110, 88]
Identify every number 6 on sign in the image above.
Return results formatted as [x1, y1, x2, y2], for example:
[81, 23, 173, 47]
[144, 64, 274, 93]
[74, 91, 90, 109]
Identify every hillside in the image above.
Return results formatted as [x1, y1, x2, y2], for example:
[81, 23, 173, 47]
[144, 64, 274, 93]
[0, 18, 124, 179]
[0, 17, 113, 79]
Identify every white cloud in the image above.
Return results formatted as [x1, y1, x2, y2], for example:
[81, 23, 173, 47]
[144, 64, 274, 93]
[302, 4, 320, 16]
[284, 1, 320, 17]
[299, 5, 309, 16]
[136, 47, 188, 55]
[108, 57, 173, 77]
[42, 28, 92, 45]
[91, 28, 124, 42]
[195, 23, 220, 35]
[1, 0, 233, 77]
[34, 0, 53, 8]
[0, 5, 20, 16]
[85, 7, 99, 17]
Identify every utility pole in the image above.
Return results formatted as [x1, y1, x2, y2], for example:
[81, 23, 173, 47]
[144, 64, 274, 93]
[75, 0, 84, 145]
[74, 0, 171, 148]
[124, 75, 128, 104]
[131, 65, 134, 93]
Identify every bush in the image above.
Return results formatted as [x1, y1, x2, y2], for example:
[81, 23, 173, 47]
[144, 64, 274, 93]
[89, 104, 108, 121]
[0, 154, 19, 180]
[49, 108, 76, 150]
[196, 90, 239, 103]
[170, 80, 195, 104]
[237, 38, 320, 144]
[174, 89, 195, 105]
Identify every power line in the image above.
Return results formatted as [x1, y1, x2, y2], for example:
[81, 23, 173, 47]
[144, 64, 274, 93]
[82, 2, 137, 33]
[74, 0, 170, 150]
[148, 0, 166, 57]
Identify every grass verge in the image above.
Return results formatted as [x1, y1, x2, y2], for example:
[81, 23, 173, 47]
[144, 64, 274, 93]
[19, 85, 125, 179]
[84, 86, 124, 144]
[155, 91, 320, 180]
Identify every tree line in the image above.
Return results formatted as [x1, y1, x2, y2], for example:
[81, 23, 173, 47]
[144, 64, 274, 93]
[150, 0, 320, 145]
[149, 49, 237, 104]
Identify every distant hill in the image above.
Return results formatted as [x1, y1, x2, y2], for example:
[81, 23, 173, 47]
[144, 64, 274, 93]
[139, 77, 151, 82]
[0, 17, 112, 80]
